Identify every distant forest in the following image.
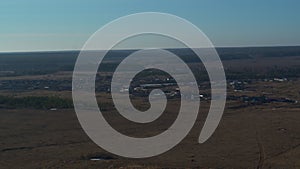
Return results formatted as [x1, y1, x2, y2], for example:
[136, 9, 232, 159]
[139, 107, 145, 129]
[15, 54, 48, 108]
[0, 96, 73, 109]
[0, 46, 300, 79]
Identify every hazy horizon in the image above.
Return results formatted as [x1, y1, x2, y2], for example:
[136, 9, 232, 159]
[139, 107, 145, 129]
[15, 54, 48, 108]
[1, 45, 300, 54]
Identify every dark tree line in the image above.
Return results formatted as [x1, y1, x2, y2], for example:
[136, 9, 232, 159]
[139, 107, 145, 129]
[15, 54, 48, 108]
[0, 96, 73, 109]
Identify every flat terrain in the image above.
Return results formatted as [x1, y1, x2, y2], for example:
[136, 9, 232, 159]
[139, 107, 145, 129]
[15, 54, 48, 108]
[0, 47, 300, 168]
[0, 76, 299, 169]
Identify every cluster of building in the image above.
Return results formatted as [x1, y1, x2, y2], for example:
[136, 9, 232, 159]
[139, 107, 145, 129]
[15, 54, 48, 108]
[228, 95, 298, 105]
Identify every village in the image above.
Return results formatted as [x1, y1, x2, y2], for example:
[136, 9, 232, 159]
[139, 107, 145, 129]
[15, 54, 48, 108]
[0, 75, 298, 107]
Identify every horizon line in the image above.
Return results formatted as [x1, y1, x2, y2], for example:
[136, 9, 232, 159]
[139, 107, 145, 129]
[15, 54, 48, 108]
[1, 44, 300, 54]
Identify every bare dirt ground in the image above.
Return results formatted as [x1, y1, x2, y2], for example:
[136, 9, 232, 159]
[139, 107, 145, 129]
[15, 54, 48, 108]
[0, 77, 299, 168]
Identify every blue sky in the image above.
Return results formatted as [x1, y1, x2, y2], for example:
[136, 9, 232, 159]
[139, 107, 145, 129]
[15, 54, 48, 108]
[1, 0, 300, 52]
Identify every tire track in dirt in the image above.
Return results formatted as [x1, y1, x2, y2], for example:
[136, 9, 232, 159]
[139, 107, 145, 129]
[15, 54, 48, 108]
[1, 140, 90, 152]
[256, 130, 265, 169]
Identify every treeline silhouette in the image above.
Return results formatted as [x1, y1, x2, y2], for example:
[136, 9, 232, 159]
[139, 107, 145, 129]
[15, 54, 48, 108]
[0, 96, 73, 109]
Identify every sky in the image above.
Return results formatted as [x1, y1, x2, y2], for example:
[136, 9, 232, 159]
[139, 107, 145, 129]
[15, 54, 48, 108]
[1, 0, 300, 52]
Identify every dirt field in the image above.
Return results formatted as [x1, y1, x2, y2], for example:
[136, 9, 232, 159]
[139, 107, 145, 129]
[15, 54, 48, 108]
[1, 77, 299, 168]
[1, 50, 300, 168]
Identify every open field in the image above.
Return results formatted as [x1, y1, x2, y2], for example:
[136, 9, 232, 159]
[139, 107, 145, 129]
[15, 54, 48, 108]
[1, 88, 299, 168]
[0, 47, 300, 168]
